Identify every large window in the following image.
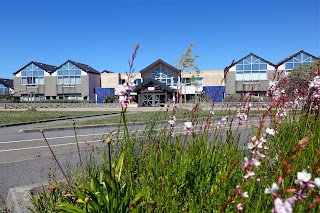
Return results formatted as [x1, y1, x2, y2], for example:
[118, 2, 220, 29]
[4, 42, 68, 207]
[21, 63, 45, 85]
[0, 83, 8, 94]
[56, 62, 81, 86]
[235, 55, 268, 81]
[285, 53, 317, 75]
[150, 67, 175, 85]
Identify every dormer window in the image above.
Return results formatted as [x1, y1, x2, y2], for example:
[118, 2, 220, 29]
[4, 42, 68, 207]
[150, 67, 175, 85]
[21, 63, 45, 85]
[57, 62, 81, 86]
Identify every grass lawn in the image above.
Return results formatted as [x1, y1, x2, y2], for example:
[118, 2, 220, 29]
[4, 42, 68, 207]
[0, 110, 117, 125]
[51, 108, 266, 127]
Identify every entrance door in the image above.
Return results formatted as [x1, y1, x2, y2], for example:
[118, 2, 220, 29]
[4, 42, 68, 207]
[142, 93, 165, 107]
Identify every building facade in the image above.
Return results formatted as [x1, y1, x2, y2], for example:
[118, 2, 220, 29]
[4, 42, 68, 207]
[0, 78, 14, 94]
[13, 60, 100, 101]
[97, 59, 226, 106]
[225, 50, 319, 96]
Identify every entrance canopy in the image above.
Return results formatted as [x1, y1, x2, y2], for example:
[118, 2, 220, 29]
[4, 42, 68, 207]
[134, 78, 176, 107]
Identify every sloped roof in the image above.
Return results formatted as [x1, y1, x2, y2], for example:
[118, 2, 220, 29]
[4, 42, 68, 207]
[101, 70, 114, 73]
[234, 53, 276, 67]
[13, 61, 57, 75]
[276, 50, 319, 66]
[140, 59, 181, 74]
[0, 78, 13, 89]
[57, 60, 100, 75]
[133, 78, 174, 93]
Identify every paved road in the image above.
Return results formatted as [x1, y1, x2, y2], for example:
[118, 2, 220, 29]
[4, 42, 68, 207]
[0, 114, 259, 207]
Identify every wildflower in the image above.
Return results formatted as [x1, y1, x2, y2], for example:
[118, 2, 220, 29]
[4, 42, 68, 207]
[314, 178, 320, 187]
[242, 192, 249, 199]
[266, 127, 276, 136]
[210, 110, 214, 115]
[236, 203, 243, 211]
[296, 170, 314, 189]
[184, 121, 193, 136]
[265, 183, 279, 194]
[297, 170, 311, 183]
[244, 171, 255, 180]
[168, 116, 176, 126]
[272, 198, 292, 213]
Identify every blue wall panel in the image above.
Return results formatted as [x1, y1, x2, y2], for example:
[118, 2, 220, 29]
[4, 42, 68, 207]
[95, 88, 115, 103]
[202, 86, 225, 102]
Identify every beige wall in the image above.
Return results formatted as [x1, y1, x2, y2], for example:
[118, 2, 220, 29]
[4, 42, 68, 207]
[101, 73, 120, 88]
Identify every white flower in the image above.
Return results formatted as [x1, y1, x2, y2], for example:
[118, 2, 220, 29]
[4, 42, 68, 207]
[266, 127, 276, 136]
[297, 170, 312, 182]
[210, 110, 214, 115]
[273, 198, 292, 213]
[265, 183, 279, 194]
[247, 142, 254, 150]
[168, 119, 175, 126]
[242, 192, 249, 199]
[252, 158, 261, 167]
[184, 121, 193, 129]
[314, 178, 320, 187]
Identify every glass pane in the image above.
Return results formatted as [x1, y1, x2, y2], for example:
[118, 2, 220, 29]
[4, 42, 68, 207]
[21, 71, 26, 76]
[236, 73, 243, 81]
[38, 71, 44, 76]
[294, 63, 302, 68]
[252, 64, 259, 70]
[252, 71, 259, 80]
[236, 65, 243, 70]
[33, 71, 38, 76]
[243, 72, 251, 80]
[26, 71, 32, 76]
[70, 76, 75, 84]
[58, 70, 62, 76]
[63, 76, 69, 84]
[285, 63, 293, 69]
[22, 77, 27, 84]
[69, 70, 75, 75]
[260, 71, 267, 80]
[76, 76, 81, 84]
[63, 70, 69, 75]
[260, 64, 267, 70]
[302, 53, 309, 61]
[244, 65, 251, 70]
[75, 70, 81, 75]
[58, 77, 63, 84]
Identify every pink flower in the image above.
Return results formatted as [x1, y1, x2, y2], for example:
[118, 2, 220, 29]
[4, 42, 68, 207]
[272, 198, 292, 213]
[236, 203, 243, 211]
[244, 171, 255, 180]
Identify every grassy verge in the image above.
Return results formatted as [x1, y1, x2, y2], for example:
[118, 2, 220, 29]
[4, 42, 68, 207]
[0, 110, 117, 125]
[48, 109, 266, 128]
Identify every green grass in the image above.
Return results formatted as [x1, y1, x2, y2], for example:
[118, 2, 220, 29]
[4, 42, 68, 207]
[48, 109, 266, 128]
[0, 110, 117, 125]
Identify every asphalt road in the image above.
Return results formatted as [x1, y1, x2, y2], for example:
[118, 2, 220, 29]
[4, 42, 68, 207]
[0, 116, 257, 207]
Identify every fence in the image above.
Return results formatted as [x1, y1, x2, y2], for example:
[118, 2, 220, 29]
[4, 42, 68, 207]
[0, 102, 276, 110]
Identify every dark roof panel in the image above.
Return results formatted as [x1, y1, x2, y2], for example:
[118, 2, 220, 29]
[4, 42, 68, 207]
[134, 78, 174, 93]
[234, 53, 276, 67]
[0, 78, 14, 89]
[54, 60, 100, 75]
[140, 59, 181, 74]
[13, 61, 57, 75]
[276, 50, 319, 66]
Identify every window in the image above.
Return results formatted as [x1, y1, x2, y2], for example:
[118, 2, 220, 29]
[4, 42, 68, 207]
[150, 67, 176, 85]
[57, 62, 82, 86]
[21, 63, 45, 85]
[0, 83, 9, 94]
[284, 52, 317, 75]
[235, 55, 268, 81]
[134, 79, 142, 85]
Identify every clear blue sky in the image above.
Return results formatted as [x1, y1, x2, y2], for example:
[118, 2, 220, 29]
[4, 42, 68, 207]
[0, 0, 319, 79]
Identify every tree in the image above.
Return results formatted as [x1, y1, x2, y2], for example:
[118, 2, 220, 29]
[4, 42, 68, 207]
[278, 59, 320, 100]
[176, 44, 200, 104]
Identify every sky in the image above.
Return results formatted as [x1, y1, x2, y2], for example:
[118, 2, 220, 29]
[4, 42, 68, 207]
[0, 0, 319, 79]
